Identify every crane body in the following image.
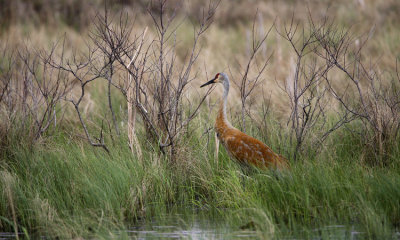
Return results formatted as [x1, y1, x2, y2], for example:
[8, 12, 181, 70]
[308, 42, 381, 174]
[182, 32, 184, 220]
[201, 73, 288, 170]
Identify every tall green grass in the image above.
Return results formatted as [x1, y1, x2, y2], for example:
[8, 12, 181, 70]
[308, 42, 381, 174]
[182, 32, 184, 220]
[1, 117, 400, 239]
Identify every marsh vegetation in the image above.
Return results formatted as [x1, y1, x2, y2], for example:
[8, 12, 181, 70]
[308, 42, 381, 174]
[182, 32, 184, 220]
[1, 0, 400, 239]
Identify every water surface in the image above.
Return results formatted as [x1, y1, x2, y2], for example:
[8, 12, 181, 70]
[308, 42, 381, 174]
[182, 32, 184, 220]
[125, 212, 260, 239]
[2, 210, 389, 239]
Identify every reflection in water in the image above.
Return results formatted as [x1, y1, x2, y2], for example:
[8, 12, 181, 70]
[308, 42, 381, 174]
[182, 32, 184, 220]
[4, 211, 394, 239]
[0, 232, 20, 240]
[0, 232, 27, 240]
[125, 213, 258, 239]
[124, 212, 372, 240]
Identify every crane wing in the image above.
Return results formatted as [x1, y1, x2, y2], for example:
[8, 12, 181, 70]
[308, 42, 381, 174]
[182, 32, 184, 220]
[222, 128, 287, 169]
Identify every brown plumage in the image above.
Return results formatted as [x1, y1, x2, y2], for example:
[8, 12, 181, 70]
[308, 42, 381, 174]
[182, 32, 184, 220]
[201, 73, 288, 170]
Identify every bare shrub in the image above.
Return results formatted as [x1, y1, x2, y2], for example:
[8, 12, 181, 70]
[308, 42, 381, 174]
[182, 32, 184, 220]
[0, 45, 15, 143]
[0, 42, 73, 147]
[277, 15, 356, 161]
[40, 1, 219, 158]
[114, 0, 219, 159]
[229, 11, 273, 133]
[312, 18, 400, 165]
[45, 37, 113, 153]
[275, 12, 400, 164]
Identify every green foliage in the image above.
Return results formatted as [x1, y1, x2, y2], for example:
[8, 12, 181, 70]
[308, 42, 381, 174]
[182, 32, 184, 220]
[1, 117, 400, 238]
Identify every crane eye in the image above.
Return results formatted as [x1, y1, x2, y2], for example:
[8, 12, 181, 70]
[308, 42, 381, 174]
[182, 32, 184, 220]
[215, 73, 220, 79]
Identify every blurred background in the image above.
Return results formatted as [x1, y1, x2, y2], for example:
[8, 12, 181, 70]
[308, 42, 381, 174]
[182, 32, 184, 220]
[1, 0, 398, 105]
[1, 0, 400, 30]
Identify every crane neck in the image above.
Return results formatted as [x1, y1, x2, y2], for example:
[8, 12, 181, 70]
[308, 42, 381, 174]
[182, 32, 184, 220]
[216, 79, 232, 129]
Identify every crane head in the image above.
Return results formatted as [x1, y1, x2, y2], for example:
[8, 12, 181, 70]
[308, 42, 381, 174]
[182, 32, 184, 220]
[200, 73, 228, 88]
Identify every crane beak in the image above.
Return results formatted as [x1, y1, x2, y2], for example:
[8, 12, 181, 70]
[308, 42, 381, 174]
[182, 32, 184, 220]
[200, 77, 217, 88]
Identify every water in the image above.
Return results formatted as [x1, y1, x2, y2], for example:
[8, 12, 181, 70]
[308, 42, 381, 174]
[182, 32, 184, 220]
[124, 213, 260, 239]
[3, 211, 395, 239]
[0, 232, 24, 240]
[123, 212, 367, 239]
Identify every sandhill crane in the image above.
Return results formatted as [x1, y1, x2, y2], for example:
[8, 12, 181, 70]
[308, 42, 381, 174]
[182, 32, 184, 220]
[201, 73, 288, 170]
